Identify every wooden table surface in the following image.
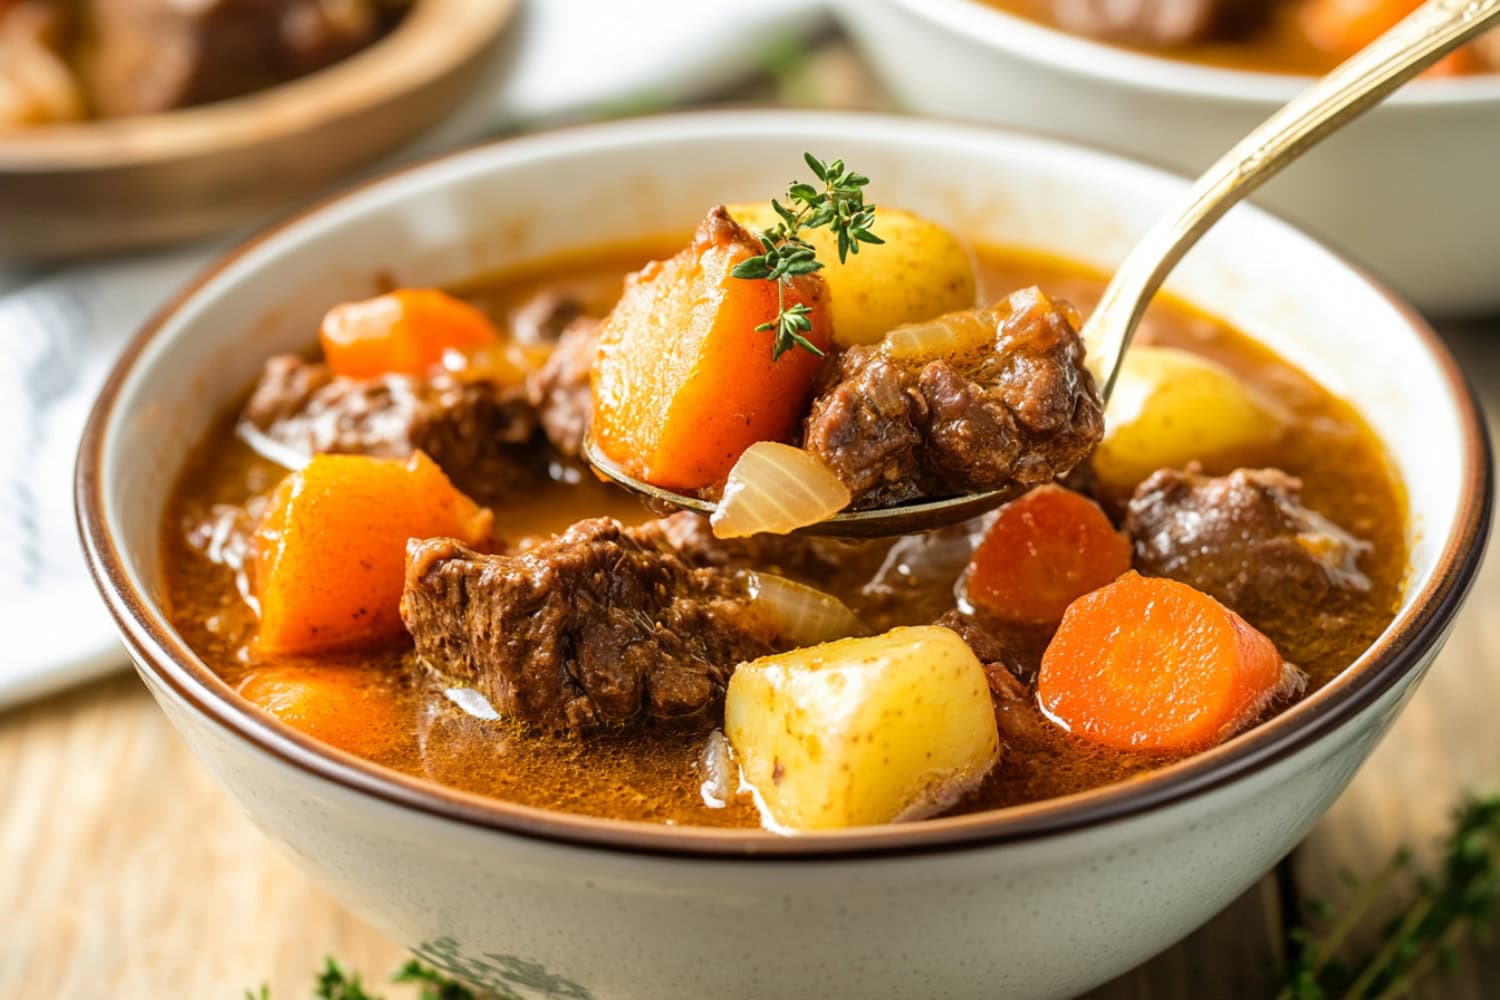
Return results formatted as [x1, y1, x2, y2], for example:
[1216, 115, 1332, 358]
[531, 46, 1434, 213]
[5, 44, 1500, 997]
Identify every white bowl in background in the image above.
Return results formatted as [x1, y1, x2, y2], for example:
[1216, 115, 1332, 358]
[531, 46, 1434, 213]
[836, 0, 1500, 315]
[77, 112, 1489, 1000]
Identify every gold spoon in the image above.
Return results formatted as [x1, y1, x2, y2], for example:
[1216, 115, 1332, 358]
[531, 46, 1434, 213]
[588, 0, 1500, 538]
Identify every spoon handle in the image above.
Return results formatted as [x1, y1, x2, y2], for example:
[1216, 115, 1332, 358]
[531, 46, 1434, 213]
[1084, 0, 1500, 399]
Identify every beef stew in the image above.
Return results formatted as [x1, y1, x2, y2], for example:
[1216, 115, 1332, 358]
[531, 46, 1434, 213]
[159, 208, 1406, 832]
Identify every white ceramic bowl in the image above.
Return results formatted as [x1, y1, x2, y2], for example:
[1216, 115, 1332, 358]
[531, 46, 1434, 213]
[77, 112, 1489, 1000]
[836, 0, 1500, 315]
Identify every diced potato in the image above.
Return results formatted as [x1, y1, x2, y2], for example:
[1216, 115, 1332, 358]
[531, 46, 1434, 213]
[1094, 345, 1285, 491]
[724, 626, 1000, 831]
[728, 203, 977, 347]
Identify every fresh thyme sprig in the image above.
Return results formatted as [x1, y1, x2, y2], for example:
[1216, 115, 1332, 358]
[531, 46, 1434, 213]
[391, 959, 479, 1000]
[1277, 791, 1500, 1000]
[730, 152, 882, 360]
[245, 956, 475, 1000]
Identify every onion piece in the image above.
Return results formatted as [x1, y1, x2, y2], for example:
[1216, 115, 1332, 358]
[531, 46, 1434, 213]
[711, 442, 851, 539]
[698, 729, 736, 809]
[235, 420, 311, 472]
[444, 687, 501, 721]
[881, 307, 1000, 363]
[880, 287, 1072, 364]
[739, 570, 866, 646]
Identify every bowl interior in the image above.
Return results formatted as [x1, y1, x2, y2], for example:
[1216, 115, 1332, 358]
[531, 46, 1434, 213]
[84, 111, 1483, 849]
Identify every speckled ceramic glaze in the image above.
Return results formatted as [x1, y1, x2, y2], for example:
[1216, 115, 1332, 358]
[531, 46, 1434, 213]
[837, 0, 1500, 316]
[78, 113, 1490, 1000]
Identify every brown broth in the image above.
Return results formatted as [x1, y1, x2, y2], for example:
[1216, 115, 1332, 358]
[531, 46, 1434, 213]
[160, 241, 1407, 828]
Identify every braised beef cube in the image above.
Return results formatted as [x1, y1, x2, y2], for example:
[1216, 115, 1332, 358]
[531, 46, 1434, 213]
[242, 355, 541, 504]
[509, 289, 587, 346]
[933, 610, 1047, 744]
[525, 317, 599, 457]
[1050, 0, 1270, 46]
[81, 0, 380, 118]
[804, 288, 1104, 508]
[644, 511, 883, 586]
[1125, 466, 1372, 635]
[804, 350, 927, 507]
[401, 518, 783, 731]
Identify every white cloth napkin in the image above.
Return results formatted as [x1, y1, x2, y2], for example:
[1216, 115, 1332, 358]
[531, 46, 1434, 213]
[0, 0, 826, 709]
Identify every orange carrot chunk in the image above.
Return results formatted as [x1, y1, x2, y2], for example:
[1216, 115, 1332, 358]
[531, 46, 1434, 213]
[1037, 572, 1287, 752]
[319, 288, 499, 379]
[1299, 0, 1476, 76]
[1302, 0, 1479, 76]
[237, 666, 400, 759]
[589, 206, 832, 491]
[963, 484, 1132, 625]
[1301, 0, 1419, 54]
[252, 451, 492, 655]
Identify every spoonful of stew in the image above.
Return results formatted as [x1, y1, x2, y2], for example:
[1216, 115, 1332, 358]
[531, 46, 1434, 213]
[583, 0, 1500, 538]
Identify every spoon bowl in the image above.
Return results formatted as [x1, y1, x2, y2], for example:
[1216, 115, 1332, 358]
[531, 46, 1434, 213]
[581, 436, 1021, 537]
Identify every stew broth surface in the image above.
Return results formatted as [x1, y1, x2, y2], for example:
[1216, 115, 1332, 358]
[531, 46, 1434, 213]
[162, 241, 1406, 828]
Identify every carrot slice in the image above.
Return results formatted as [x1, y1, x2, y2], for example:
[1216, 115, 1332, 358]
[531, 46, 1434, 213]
[963, 484, 1132, 625]
[319, 288, 499, 379]
[589, 206, 832, 490]
[237, 667, 399, 758]
[1300, 0, 1420, 54]
[1037, 572, 1286, 752]
[252, 451, 492, 655]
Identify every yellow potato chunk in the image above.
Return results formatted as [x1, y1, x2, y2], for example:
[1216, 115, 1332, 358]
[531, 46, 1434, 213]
[1094, 345, 1286, 492]
[728, 203, 977, 347]
[724, 626, 1000, 831]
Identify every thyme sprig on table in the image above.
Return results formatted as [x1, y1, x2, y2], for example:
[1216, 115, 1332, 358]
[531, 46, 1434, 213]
[731, 152, 882, 360]
[245, 956, 475, 1000]
[1277, 791, 1500, 1000]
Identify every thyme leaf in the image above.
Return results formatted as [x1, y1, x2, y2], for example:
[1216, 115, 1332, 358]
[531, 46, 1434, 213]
[730, 153, 882, 360]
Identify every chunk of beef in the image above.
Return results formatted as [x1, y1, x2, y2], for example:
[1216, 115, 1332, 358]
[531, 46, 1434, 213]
[933, 611, 1046, 745]
[1125, 466, 1372, 635]
[509, 289, 587, 347]
[400, 518, 783, 731]
[804, 288, 1104, 508]
[1050, 0, 1270, 46]
[242, 355, 541, 504]
[525, 317, 599, 457]
[80, 0, 382, 118]
[645, 511, 880, 584]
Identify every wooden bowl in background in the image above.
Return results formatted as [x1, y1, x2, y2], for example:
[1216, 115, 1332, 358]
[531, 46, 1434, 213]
[0, 0, 517, 261]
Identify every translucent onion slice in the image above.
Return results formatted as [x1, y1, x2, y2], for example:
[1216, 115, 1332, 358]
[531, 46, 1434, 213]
[881, 307, 1000, 363]
[738, 570, 867, 647]
[439, 339, 540, 387]
[444, 687, 501, 721]
[711, 442, 851, 539]
[235, 420, 310, 471]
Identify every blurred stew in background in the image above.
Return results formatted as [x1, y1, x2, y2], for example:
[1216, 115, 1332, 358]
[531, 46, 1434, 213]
[0, 0, 411, 127]
[991, 0, 1500, 76]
